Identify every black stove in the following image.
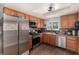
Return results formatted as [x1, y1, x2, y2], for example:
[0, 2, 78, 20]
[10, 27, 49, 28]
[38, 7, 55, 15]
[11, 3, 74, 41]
[29, 31, 40, 48]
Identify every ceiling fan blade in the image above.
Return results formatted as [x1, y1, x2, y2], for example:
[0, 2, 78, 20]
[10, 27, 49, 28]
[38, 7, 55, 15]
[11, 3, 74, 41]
[44, 6, 70, 15]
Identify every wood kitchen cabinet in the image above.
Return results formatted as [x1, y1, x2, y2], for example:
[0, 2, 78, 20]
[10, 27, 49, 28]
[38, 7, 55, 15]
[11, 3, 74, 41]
[29, 16, 35, 21]
[16, 12, 25, 17]
[28, 35, 32, 50]
[40, 33, 43, 43]
[34, 18, 43, 28]
[4, 7, 43, 24]
[43, 34, 49, 44]
[68, 13, 78, 28]
[29, 16, 44, 28]
[37, 19, 44, 28]
[37, 18, 41, 28]
[67, 36, 77, 52]
[25, 14, 30, 21]
[78, 12, 79, 20]
[41, 33, 56, 46]
[4, 7, 17, 16]
[40, 19, 44, 28]
[49, 35, 56, 46]
[61, 15, 68, 28]
[61, 13, 78, 28]
[77, 37, 79, 54]
[35, 18, 39, 28]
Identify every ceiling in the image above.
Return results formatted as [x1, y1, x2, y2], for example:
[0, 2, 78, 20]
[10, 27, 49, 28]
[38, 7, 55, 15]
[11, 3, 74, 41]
[2, 3, 79, 19]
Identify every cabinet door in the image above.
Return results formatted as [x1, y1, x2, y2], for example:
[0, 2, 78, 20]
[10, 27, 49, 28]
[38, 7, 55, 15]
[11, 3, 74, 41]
[78, 12, 79, 20]
[36, 18, 39, 28]
[40, 33, 43, 43]
[61, 13, 78, 28]
[25, 15, 30, 21]
[78, 38, 79, 54]
[67, 38, 77, 52]
[49, 35, 56, 46]
[16, 12, 24, 17]
[28, 36, 32, 50]
[61, 16, 68, 28]
[68, 13, 78, 28]
[4, 7, 17, 16]
[40, 19, 44, 28]
[4, 7, 11, 15]
[10, 10, 17, 16]
[43, 34, 49, 44]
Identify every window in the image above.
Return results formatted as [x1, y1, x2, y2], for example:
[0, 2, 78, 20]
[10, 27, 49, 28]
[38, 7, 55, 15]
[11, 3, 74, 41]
[53, 22, 58, 29]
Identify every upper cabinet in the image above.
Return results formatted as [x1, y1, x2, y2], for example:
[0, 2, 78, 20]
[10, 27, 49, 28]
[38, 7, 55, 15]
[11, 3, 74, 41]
[29, 16, 35, 21]
[78, 12, 79, 21]
[16, 12, 25, 17]
[24, 14, 30, 21]
[68, 13, 78, 28]
[61, 15, 68, 28]
[29, 16, 44, 28]
[4, 7, 44, 28]
[36, 18, 44, 28]
[4, 7, 17, 16]
[36, 18, 40, 28]
[60, 13, 78, 28]
[40, 19, 44, 28]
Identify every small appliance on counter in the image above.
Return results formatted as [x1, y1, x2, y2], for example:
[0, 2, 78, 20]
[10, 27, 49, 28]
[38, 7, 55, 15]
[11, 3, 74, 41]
[66, 28, 77, 36]
[66, 28, 73, 35]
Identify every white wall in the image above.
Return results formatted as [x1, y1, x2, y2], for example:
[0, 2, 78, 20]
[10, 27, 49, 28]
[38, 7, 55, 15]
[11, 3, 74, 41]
[44, 17, 60, 31]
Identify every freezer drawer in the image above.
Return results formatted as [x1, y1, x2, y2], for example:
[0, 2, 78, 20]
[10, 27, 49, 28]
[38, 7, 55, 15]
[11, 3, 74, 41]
[3, 31, 18, 55]
[0, 35, 2, 55]
[0, 18, 3, 55]
[19, 42, 29, 54]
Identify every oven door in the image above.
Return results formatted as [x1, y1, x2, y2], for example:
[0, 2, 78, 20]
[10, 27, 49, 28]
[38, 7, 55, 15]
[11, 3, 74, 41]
[32, 37, 40, 46]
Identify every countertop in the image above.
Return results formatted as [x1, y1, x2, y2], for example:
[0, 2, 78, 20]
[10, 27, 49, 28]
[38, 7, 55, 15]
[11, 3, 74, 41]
[29, 31, 78, 38]
[42, 31, 78, 37]
[42, 32, 57, 35]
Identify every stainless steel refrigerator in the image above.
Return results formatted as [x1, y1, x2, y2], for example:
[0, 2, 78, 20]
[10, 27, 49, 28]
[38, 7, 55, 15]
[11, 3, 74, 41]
[3, 14, 19, 55]
[3, 14, 29, 55]
[18, 16, 29, 54]
[0, 4, 3, 55]
[0, 4, 29, 55]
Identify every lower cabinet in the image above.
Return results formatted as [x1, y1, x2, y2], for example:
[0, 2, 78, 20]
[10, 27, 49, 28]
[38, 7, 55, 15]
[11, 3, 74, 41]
[78, 37, 79, 54]
[41, 33, 78, 53]
[40, 33, 43, 43]
[28, 35, 32, 50]
[42, 33, 56, 46]
[43, 34, 49, 44]
[49, 35, 56, 46]
[67, 36, 77, 52]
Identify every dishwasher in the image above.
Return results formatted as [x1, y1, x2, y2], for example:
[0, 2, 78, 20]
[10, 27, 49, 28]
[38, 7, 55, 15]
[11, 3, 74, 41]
[56, 35, 66, 48]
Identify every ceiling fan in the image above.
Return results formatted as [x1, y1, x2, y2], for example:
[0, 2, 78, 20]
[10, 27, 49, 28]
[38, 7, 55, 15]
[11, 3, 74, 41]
[44, 3, 70, 15]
